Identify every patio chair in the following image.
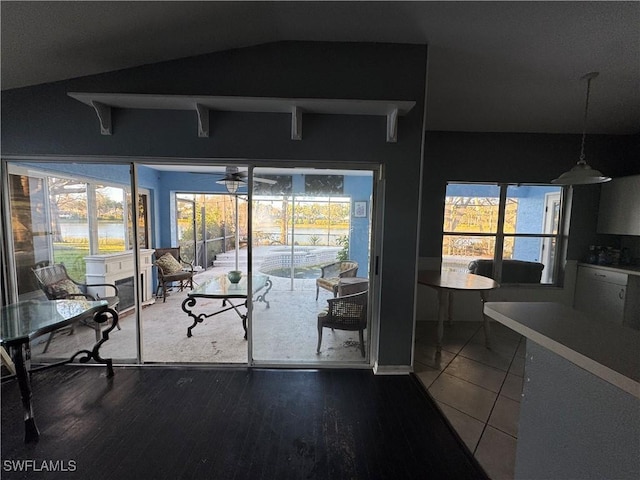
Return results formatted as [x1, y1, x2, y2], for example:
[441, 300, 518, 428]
[315, 260, 358, 300]
[317, 290, 368, 357]
[154, 247, 194, 302]
[32, 263, 120, 352]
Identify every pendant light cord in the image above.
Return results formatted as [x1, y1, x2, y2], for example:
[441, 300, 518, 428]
[551, 71, 609, 184]
[579, 72, 597, 165]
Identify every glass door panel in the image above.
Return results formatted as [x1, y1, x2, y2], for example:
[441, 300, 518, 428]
[250, 167, 374, 365]
[140, 165, 248, 364]
[176, 196, 196, 264]
[127, 191, 150, 250]
[8, 172, 52, 299]
[6, 163, 139, 363]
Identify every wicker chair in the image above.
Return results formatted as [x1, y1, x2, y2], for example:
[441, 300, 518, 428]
[154, 247, 194, 302]
[317, 290, 368, 357]
[32, 263, 120, 352]
[315, 260, 359, 300]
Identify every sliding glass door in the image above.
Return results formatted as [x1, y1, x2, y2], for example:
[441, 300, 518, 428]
[250, 167, 375, 366]
[3, 161, 379, 368]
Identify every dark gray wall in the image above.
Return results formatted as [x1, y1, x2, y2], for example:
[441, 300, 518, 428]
[1, 41, 428, 367]
[420, 131, 640, 260]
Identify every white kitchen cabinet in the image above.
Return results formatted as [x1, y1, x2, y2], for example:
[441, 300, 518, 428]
[574, 265, 640, 330]
[597, 174, 640, 236]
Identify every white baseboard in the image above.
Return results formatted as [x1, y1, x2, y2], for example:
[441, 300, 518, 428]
[373, 362, 412, 375]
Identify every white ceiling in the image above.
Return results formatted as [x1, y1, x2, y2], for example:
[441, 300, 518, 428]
[1, 1, 638, 135]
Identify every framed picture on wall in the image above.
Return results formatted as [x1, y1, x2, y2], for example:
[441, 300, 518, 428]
[354, 201, 367, 218]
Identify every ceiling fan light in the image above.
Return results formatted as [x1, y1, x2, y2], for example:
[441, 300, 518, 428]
[224, 179, 240, 194]
[216, 178, 241, 193]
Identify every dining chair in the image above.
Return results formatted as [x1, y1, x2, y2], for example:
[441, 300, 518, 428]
[317, 290, 368, 357]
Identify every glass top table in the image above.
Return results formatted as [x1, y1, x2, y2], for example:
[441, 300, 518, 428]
[182, 274, 272, 339]
[1, 298, 118, 443]
[1, 299, 107, 346]
[187, 274, 270, 299]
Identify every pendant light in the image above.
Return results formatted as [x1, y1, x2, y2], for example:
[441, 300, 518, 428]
[551, 72, 611, 185]
[220, 178, 240, 194]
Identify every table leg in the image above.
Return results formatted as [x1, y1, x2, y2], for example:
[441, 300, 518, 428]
[183, 296, 249, 339]
[10, 344, 40, 443]
[226, 300, 248, 339]
[183, 297, 201, 337]
[254, 278, 272, 308]
[481, 291, 491, 350]
[68, 307, 118, 378]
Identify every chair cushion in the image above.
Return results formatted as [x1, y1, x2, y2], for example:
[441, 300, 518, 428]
[316, 277, 339, 290]
[156, 253, 183, 274]
[49, 279, 82, 298]
[162, 271, 193, 282]
[340, 262, 357, 273]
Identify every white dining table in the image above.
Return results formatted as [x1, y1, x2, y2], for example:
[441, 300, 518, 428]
[418, 270, 500, 355]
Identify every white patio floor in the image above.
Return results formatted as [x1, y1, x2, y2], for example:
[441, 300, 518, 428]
[31, 249, 369, 366]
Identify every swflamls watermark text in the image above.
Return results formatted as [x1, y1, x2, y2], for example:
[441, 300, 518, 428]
[3, 459, 77, 472]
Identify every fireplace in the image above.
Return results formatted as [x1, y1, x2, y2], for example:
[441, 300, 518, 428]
[115, 276, 135, 310]
[84, 249, 155, 309]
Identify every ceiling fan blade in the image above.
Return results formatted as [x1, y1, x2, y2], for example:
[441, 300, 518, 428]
[253, 177, 278, 185]
[216, 173, 246, 184]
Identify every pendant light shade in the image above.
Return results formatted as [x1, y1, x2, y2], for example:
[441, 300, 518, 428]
[216, 178, 241, 193]
[550, 161, 610, 185]
[224, 179, 240, 194]
[551, 72, 611, 185]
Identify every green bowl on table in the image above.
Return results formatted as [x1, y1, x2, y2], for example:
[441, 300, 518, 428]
[227, 271, 242, 284]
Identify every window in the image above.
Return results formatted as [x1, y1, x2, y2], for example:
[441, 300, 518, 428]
[8, 164, 150, 284]
[442, 183, 564, 285]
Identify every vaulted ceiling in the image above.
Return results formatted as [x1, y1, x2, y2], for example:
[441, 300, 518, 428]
[2, 1, 638, 135]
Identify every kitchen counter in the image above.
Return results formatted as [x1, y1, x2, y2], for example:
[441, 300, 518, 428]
[577, 262, 640, 276]
[484, 301, 639, 397]
[484, 301, 640, 479]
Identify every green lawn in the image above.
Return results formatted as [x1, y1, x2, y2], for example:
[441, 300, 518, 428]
[53, 241, 124, 281]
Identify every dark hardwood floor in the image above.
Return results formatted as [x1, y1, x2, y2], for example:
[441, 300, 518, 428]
[1, 366, 488, 479]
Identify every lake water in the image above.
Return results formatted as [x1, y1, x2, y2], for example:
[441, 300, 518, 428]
[59, 222, 125, 240]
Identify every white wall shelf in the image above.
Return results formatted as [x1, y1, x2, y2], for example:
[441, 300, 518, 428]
[68, 92, 416, 142]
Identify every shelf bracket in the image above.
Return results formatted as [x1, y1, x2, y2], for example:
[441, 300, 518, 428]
[291, 106, 302, 140]
[195, 104, 209, 137]
[386, 107, 398, 143]
[90, 101, 111, 135]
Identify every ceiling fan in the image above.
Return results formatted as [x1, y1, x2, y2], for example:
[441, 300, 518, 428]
[215, 166, 277, 193]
